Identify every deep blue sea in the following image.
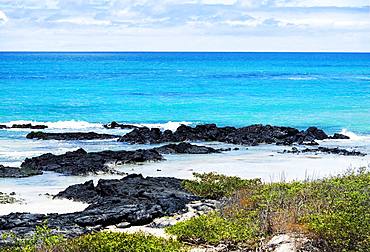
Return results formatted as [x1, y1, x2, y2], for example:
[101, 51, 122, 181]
[0, 52, 369, 134]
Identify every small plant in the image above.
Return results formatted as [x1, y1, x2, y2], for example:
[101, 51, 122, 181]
[166, 210, 261, 248]
[182, 172, 261, 199]
[1, 223, 65, 252]
[1, 230, 188, 252]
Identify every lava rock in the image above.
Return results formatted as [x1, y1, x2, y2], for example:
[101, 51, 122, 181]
[301, 147, 366, 156]
[103, 121, 138, 129]
[11, 124, 48, 129]
[26, 131, 120, 141]
[329, 133, 350, 139]
[118, 123, 326, 146]
[20, 148, 164, 176]
[154, 142, 221, 154]
[281, 147, 366, 156]
[0, 165, 42, 178]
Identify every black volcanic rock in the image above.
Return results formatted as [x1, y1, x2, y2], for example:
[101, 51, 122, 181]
[103, 121, 138, 129]
[281, 147, 366, 156]
[154, 142, 221, 154]
[26, 131, 120, 141]
[11, 124, 48, 129]
[0, 165, 42, 178]
[0, 175, 198, 242]
[118, 123, 326, 146]
[20, 148, 164, 176]
[329, 133, 350, 139]
[0, 123, 48, 130]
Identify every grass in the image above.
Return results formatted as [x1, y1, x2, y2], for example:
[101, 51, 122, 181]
[169, 169, 370, 251]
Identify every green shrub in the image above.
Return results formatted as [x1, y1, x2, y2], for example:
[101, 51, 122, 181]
[57, 231, 187, 252]
[2, 229, 187, 252]
[182, 172, 261, 199]
[304, 170, 370, 252]
[175, 170, 370, 251]
[166, 210, 261, 248]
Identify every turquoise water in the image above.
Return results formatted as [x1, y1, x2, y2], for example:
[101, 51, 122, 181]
[0, 52, 369, 134]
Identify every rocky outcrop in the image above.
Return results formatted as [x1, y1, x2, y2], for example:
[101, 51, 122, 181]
[26, 131, 120, 140]
[20, 148, 164, 176]
[0, 165, 42, 178]
[0, 123, 48, 130]
[281, 147, 366, 156]
[118, 124, 335, 146]
[329, 133, 350, 139]
[103, 121, 138, 129]
[0, 175, 198, 242]
[154, 142, 221, 154]
[0, 143, 229, 178]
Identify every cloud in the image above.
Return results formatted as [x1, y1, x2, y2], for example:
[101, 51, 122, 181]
[0, 9, 8, 23]
[0, 0, 369, 51]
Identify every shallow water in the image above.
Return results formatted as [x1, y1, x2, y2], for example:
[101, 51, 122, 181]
[0, 127, 369, 215]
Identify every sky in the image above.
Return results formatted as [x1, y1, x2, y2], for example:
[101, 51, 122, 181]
[0, 0, 369, 52]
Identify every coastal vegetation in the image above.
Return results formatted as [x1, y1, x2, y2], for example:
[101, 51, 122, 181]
[2, 169, 369, 251]
[169, 169, 370, 251]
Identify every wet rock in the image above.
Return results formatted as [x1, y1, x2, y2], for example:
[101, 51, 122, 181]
[20, 148, 164, 176]
[329, 133, 350, 139]
[103, 121, 138, 129]
[301, 147, 366, 156]
[0, 123, 48, 130]
[11, 124, 48, 129]
[154, 142, 221, 154]
[281, 147, 366, 156]
[294, 127, 328, 144]
[118, 124, 328, 146]
[26, 131, 120, 140]
[0, 165, 42, 178]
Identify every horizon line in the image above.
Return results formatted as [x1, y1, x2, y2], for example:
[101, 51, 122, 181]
[1, 51, 369, 53]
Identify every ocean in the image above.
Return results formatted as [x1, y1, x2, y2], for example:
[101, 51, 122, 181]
[1, 52, 369, 133]
[0, 52, 369, 214]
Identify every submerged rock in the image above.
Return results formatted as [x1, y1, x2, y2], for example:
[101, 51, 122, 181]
[20, 148, 163, 176]
[103, 121, 138, 129]
[0, 123, 48, 130]
[281, 147, 366, 156]
[26, 131, 120, 140]
[0, 165, 42, 178]
[0, 175, 198, 242]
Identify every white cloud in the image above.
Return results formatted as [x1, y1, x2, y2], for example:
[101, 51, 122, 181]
[0, 9, 8, 23]
[0, 0, 369, 51]
[53, 17, 111, 26]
